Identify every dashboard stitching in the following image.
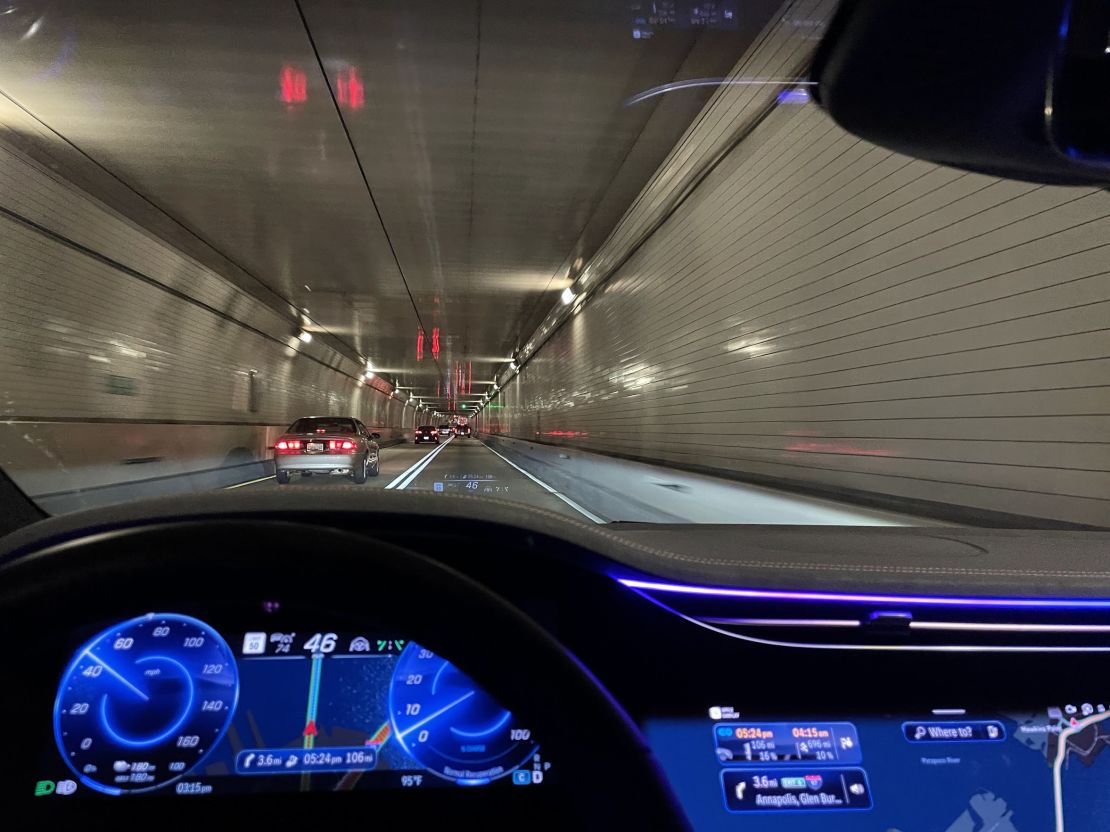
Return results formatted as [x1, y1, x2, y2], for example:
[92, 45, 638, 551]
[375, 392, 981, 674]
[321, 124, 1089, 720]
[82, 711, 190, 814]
[620, 555, 1110, 578]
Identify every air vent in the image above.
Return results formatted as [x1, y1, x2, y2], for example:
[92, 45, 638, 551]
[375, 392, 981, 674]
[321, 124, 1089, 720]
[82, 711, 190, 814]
[617, 578, 1110, 651]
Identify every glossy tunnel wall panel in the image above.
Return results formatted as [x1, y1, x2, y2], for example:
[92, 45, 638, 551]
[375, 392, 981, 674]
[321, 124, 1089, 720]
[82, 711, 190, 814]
[582, 0, 836, 273]
[0, 138, 411, 508]
[519, 0, 841, 358]
[483, 105, 1110, 526]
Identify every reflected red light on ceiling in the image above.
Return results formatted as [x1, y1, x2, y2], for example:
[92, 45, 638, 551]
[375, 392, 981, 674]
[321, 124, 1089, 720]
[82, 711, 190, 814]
[431, 328, 441, 359]
[280, 64, 307, 104]
[416, 330, 425, 361]
[336, 66, 365, 110]
[467, 361, 472, 396]
[542, 430, 590, 438]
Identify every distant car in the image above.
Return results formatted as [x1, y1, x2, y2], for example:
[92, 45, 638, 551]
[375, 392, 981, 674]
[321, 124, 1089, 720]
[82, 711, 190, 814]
[414, 425, 439, 444]
[454, 424, 471, 437]
[438, 424, 452, 437]
[273, 417, 380, 484]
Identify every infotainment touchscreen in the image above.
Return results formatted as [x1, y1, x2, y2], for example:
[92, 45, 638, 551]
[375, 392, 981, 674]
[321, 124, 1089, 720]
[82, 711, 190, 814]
[646, 703, 1110, 830]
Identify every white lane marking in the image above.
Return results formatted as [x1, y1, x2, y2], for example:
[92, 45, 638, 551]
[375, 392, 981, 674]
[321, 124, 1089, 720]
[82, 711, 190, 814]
[482, 443, 606, 523]
[225, 475, 276, 489]
[385, 437, 453, 490]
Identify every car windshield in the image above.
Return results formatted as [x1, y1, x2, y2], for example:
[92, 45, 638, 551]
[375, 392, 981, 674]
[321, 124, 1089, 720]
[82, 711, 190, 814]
[287, 419, 358, 435]
[0, 0, 1105, 530]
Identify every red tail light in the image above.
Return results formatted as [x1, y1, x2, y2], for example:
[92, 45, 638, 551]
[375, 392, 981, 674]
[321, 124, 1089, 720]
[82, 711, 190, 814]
[328, 439, 356, 453]
[274, 439, 302, 455]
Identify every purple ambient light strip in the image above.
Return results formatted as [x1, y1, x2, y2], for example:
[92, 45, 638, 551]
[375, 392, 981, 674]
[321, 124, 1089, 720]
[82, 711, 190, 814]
[616, 578, 1110, 610]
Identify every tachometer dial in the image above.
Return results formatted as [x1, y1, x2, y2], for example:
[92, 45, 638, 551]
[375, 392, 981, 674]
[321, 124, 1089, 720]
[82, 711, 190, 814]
[389, 642, 538, 785]
[54, 613, 238, 794]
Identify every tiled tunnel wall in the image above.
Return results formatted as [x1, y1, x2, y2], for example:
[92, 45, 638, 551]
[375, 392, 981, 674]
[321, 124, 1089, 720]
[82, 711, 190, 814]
[1, 0, 1106, 525]
[0, 135, 415, 510]
[479, 38, 1110, 527]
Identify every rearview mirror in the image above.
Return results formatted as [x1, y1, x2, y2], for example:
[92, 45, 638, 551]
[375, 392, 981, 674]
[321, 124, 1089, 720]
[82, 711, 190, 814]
[811, 0, 1110, 185]
[370, 432, 381, 440]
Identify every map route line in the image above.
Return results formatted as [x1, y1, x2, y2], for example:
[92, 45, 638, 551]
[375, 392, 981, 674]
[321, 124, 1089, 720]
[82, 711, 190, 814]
[1053, 709, 1110, 831]
[300, 652, 324, 791]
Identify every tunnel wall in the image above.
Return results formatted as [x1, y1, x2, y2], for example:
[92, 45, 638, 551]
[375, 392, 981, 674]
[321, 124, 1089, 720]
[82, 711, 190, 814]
[480, 70, 1110, 525]
[0, 136, 412, 512]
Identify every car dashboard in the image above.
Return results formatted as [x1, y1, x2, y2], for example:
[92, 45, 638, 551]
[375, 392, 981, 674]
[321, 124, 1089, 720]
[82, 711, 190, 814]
[1, 491, 1108, 830]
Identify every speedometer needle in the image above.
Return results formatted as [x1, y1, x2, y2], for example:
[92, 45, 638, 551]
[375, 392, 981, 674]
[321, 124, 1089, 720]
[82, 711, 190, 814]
[83, 649, 149, 702]
[398, 690, 475, 739]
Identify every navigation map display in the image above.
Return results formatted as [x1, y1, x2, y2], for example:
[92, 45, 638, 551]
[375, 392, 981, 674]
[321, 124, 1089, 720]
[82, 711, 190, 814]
[646, 704, 1110, 830]
[45, 614, 549, 798]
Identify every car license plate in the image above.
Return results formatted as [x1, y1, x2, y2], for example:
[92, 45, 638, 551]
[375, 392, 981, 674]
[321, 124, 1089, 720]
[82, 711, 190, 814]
[307, 441, 324, 452]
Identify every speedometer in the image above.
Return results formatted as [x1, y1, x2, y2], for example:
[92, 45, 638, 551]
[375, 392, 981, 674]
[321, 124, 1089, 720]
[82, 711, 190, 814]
[54, 613, 238, 795]
[389, 642, 538, 785]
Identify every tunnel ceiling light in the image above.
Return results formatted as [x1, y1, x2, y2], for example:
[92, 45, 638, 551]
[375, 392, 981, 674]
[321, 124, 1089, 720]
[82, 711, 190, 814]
[298, 330, 313, 343]
[364, 371, 374, 380]
[561, 286, 575, 305]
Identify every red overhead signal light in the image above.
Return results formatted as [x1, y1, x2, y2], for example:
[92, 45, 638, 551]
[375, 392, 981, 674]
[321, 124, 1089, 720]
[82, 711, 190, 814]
[336, 66, 365, 110]
[279, 64, 307, 104]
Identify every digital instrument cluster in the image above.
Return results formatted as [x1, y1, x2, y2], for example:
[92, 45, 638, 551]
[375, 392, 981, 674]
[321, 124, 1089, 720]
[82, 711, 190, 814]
[46, 613, 549, 797]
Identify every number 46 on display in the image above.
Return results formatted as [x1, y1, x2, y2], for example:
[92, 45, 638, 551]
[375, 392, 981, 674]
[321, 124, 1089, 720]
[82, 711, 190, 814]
[303, 633, 337, 654]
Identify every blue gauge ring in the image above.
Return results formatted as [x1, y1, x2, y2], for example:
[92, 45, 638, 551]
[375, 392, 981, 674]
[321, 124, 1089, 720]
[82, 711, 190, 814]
[53, 613, 239, 794]
[389, 641, 538, 785]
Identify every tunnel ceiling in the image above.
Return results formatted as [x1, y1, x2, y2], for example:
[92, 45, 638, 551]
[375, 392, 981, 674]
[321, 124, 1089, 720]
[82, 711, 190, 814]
[0, 0, 775, 409]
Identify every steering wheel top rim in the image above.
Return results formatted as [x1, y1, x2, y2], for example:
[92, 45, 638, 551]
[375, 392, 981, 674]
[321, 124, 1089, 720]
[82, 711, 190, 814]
[0, 518, 690, 830]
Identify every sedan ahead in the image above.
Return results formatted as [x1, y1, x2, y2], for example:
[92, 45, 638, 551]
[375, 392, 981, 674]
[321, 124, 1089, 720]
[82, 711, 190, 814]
[414, 425, 439, 444]
[273, 417, 380, 484]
